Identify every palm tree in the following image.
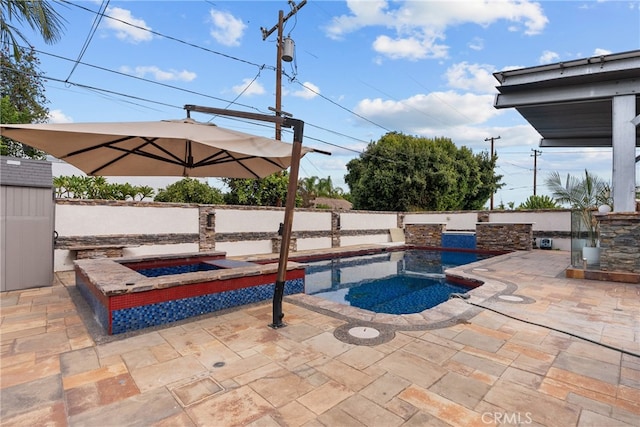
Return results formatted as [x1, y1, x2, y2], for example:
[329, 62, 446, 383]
[545, 169, 611, 247]
[1, 0, 65, 58]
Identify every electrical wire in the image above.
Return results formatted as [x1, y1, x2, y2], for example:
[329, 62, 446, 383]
[207, 66, 266, 122]
[59, 0, 271, 71]
[286, 75, 393, 133]
[456, 297, 640, 359]
[40, 3, 397, 154]
[30, 46, 265, 114]
[65, 0, 110, 82]
[358, 78, 452, 128]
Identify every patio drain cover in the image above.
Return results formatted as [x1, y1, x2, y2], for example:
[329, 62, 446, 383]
[348, 326, 380, 339]
[171, 377, 224, 407]
[498, 295, 524, 302]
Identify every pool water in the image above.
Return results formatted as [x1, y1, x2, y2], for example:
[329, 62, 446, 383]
[304, 249, 489, 315]
[135, 262, 222, 278]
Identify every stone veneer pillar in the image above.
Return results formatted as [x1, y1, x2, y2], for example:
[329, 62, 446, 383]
[476, 223, 533, 251]
[199, 207, 216, 251]
[404, 223, 446, 246]
[271, 237, 297, 253]
[331, 211, 341, 248]
[397, 213, 405, 229]
[598, 212, 640, 272]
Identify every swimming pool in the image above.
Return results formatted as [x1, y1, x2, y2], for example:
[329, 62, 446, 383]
[304, 249, 489, 315]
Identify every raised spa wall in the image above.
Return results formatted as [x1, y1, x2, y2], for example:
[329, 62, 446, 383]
[75, 251, 305, 335]
[404, 222, 533, 252]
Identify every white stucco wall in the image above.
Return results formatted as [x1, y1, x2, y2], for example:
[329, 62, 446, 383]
[405, 212, 478, 230]
[341, 234, 391, 246]
[294, 211, 332, 231]
[215, 240, 273, 257]
[52, 202, 575, 271]
[214, 209, 283, 233]
[340, 212, 397, 230]
[215, 209, 332, 233]
[296, 237, 332, 251]
[53, 243, 200, 272]
[55, 204, 198, 235]
[489, 211, 570, 231]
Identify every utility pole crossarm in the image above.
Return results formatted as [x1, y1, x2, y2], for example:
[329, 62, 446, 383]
[261, 1, 307, 141]
[261, 0, 307, 40]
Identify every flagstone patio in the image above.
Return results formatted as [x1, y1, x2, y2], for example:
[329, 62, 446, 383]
[1, 250, 638, 426]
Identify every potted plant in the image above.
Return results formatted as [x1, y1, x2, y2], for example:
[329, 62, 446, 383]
[545, 169, 612, 265]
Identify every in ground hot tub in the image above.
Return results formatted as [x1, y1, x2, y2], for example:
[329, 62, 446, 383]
[74, 251, 305, 334]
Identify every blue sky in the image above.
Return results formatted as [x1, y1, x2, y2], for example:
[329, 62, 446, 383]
[15, 0, 640, 206]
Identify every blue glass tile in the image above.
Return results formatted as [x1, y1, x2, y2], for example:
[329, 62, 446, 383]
[76, 277, 109, 332]
[109, 277, 304, 335]
[441, 233, 476, 249]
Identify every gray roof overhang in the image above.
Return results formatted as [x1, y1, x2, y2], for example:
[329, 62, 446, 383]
[493, 50, 640, 148]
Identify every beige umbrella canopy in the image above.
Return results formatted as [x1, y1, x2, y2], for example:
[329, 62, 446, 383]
[0, 118, 311, 178]
[1, 109, 325, 329]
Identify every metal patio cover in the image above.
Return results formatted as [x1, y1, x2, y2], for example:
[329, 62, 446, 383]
[0, 118, 311, 178]
[493, 50, 640, 148]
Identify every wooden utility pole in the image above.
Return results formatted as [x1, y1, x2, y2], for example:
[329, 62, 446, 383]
[531, 149, 542, 196]
[261, 1, 307, 140]
[484, 136, 501, 210]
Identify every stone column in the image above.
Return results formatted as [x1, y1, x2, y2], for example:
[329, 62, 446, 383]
[404, 223, 446, 246]
[331, 211, 341, 248]
[598, 212, 640, 272]
[199, 207, 216, 251]
[476, 223, 533, 251]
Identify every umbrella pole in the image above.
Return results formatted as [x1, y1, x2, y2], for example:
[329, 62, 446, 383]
[270, 128, 303, 329]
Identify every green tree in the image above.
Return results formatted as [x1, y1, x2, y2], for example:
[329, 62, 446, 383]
[1, 0, 65, 59]
[54, 175, 156, 201]
[298, 175, 344, 208]
[155, 178, 224, 204]
[1, 47, 49, 158]
[345, 132, 502, 211]
[298, 176, 318, 208]
[517, 195, 559, 210]
[223, 173, 298, 207]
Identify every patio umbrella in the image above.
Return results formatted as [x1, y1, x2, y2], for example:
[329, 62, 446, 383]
[1, 110, 323, 328]
[0, 118, 311, 178]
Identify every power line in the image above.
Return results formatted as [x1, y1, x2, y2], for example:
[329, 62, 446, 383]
[65, 0, 110, 82]
[358, 78, 448, 128]
[59, 0, 394, 147]
[31, 46, 265, 113]
[60, 0, 271, 71]
[288, 76, 393, 133]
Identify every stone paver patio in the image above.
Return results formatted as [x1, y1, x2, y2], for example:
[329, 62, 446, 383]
[1, 250, 639, 426]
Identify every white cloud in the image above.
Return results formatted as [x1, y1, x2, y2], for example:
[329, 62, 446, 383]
[539, 50, 559, 64]
[104, 7, 152, 43]
[120, 66, 196, 82]
[231, 78, 265, 96]
[291, 82, 320, 100]
[445, 62, 497, 93]
[48, 109, 73, 123]
[325, 0, 548, 60]
[468, 37, 484, 51]
[354, 91, 500, 133]
[209, 9, 246, 46]
[373, 34, 448, 60]
[593, 48, 612, 56]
